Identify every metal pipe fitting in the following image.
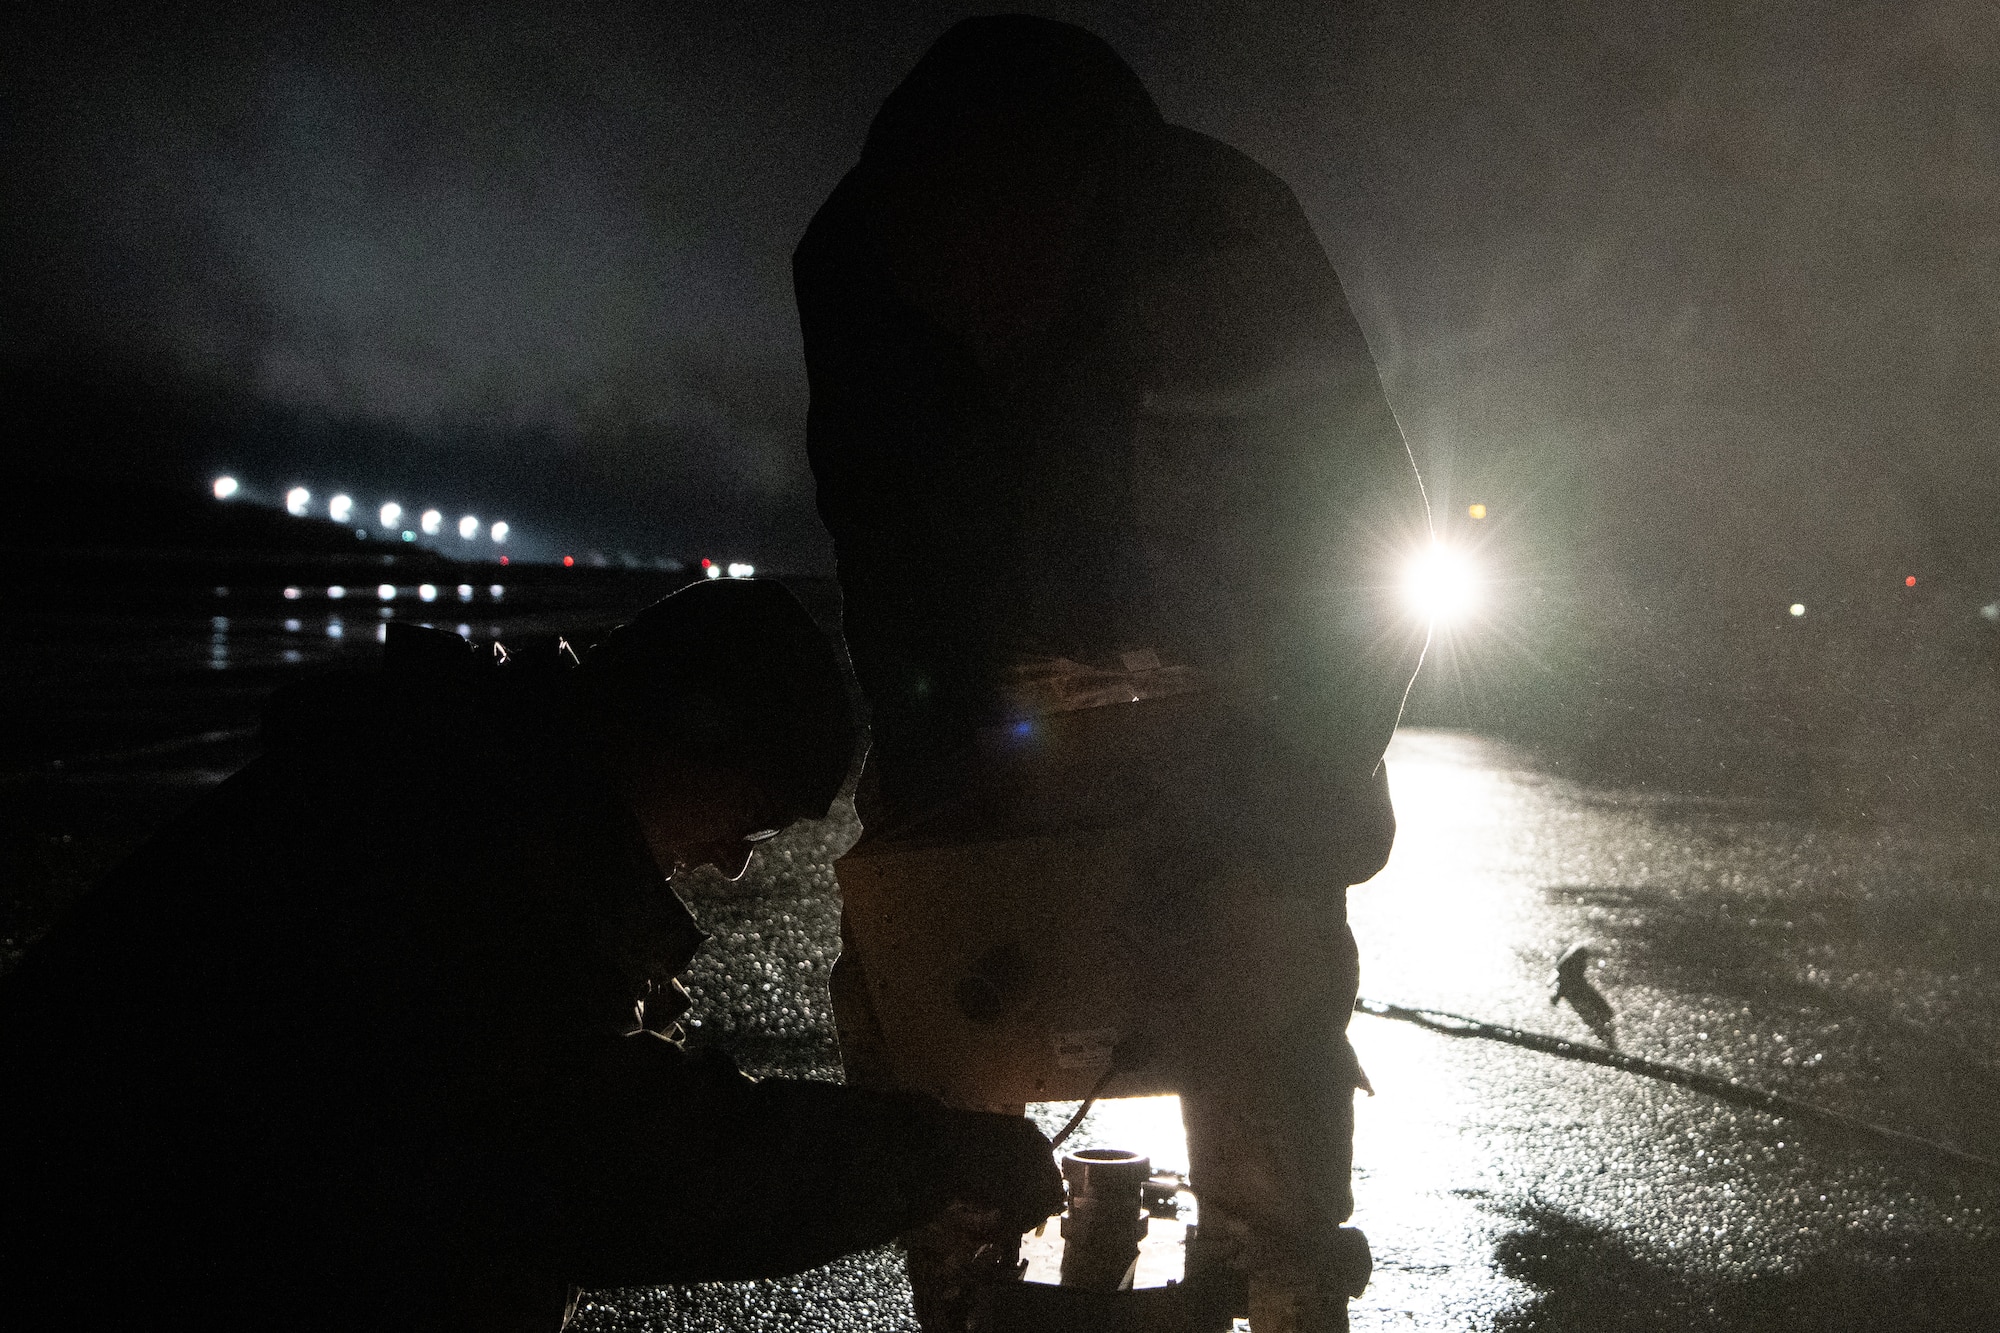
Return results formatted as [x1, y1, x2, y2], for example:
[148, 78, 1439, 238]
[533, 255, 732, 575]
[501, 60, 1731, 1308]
[1057, 1147, 1151, 1290]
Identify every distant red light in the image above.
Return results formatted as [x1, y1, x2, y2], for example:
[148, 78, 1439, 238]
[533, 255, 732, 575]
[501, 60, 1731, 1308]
[562, 555, 574, 568]
[499, 555, 509, 566]
[1906, 575, 1917, 587]
[701, 558, 711, 568]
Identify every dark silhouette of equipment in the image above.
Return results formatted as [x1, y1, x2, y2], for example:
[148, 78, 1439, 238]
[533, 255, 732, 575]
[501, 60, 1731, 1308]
[1550, 943, 1618, 1048]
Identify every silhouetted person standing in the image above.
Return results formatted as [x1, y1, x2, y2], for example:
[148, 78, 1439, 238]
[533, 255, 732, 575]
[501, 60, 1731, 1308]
[797, 18, 1430, 1332]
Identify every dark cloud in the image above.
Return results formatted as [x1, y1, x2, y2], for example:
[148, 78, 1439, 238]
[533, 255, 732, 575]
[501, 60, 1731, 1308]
[4, 1, 1995, 578]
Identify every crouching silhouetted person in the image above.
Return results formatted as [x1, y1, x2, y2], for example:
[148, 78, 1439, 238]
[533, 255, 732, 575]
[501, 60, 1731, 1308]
[0, 579, 1063, 1333]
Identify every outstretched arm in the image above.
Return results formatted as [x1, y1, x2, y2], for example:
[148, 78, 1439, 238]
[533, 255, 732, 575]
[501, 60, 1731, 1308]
[553, 1041, 1063, 1288]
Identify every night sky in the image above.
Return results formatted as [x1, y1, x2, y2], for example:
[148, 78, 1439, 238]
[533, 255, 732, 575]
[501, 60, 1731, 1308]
[5, 1, 1995, 580]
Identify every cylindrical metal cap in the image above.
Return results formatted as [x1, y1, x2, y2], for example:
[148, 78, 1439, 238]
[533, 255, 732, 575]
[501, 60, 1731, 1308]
[1061, 1147, 1151, 1205]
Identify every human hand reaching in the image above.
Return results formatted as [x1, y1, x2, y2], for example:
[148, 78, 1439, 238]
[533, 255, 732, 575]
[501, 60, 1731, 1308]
[926, 1108, 1066, 1235]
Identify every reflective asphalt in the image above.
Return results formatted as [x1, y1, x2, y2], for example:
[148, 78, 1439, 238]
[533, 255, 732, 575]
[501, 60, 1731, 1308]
[586, 729, 2000, 1330]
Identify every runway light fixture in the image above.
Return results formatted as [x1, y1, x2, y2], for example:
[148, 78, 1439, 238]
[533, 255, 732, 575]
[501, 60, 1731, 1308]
[490, 521, 509, 543]
[286, 487, 311, 516]
[213, 476, 239, 500]
[458, 515, 479, 540]
[380, 502, 402, 529]
[727, 562, 755, 578]
[1789, 603, 1806, 617]
[419, 584, 438, 602]
[1402, 542, 1480, 625]
[328, 494, 353, 523]
[378, 584, 396, 601]
[420, 509, 443, 536]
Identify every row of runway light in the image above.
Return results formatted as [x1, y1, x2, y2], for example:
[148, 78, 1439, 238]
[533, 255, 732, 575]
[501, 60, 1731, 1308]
[283, 583, 505, 604]
[212, 476, 508, 546]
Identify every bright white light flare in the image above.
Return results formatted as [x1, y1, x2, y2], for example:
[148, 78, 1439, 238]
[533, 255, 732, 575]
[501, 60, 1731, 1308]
[378, 584, 396, 601]
[419, 584, 437, 602]
[1402, 543, 1480, 625]
[420, 509, 443, 536]
[328, 494, 353, 522]
[458, 515, 479, 539]
[213, 476, 239, 499]
[727, 562, 755, 578]
[490, 521, 509, 543]
[285, 487, 311, 516]
[380, 502, 402, 528]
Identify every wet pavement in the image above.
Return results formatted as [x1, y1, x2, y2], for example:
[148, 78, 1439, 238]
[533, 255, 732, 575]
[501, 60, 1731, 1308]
[5, 583, 1999, 1329]
[636, 730, 2000, 1333]
[1345, 730, 2000, 1330]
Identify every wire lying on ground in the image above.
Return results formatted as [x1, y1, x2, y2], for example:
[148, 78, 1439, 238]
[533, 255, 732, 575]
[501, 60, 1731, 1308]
[1354, 996, 2000, 1178]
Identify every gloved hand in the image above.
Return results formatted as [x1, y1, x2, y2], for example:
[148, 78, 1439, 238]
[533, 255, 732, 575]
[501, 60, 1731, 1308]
[925, 1108, 1066, 1235]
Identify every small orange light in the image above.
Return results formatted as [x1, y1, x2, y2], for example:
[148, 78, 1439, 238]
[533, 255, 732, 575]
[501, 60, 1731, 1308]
[1468, 503, 1487, 520]
[562, 555, 574, 568]
[1905, 575, 1917, 587]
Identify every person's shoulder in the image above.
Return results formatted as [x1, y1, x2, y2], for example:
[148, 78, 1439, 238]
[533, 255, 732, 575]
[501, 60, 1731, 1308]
[259, 626, 571, 755]
[1130, 124, 1325, 262]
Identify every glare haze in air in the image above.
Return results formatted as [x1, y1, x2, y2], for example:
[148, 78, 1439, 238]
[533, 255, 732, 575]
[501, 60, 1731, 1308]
[1, 1, 1992, 579]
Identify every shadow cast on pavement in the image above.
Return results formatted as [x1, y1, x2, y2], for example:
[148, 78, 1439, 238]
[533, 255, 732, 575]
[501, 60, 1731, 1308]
[1545, 880, 2000, 1152]
[1489, 1200, 2000, 1332]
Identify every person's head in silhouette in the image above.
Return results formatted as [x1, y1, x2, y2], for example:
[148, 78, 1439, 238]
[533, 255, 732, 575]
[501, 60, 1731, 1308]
[576, 578, 857, 879]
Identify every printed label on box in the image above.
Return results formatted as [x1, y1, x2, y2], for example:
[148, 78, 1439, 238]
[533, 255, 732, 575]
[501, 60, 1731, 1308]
[1054, 1028, 1120, 1070]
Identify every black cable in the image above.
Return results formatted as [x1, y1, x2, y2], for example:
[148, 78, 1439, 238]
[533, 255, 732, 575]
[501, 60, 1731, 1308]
[1354, 996, 2000, 1178]
[1049, 1065, 1121, 1150]
[1048, 1034, 1157, 1150]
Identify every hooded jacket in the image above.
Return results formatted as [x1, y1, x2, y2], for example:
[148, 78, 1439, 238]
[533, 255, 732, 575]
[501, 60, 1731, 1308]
[795, 17, 1430, 816]
[0, 629, 1054, 1331]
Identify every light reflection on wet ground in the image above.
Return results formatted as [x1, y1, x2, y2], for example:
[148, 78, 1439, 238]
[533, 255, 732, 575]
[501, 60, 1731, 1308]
[7, 595, 1999, 1328]
[587, 728, 2000, 1330]
[1345, 730, 2000, 1330]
